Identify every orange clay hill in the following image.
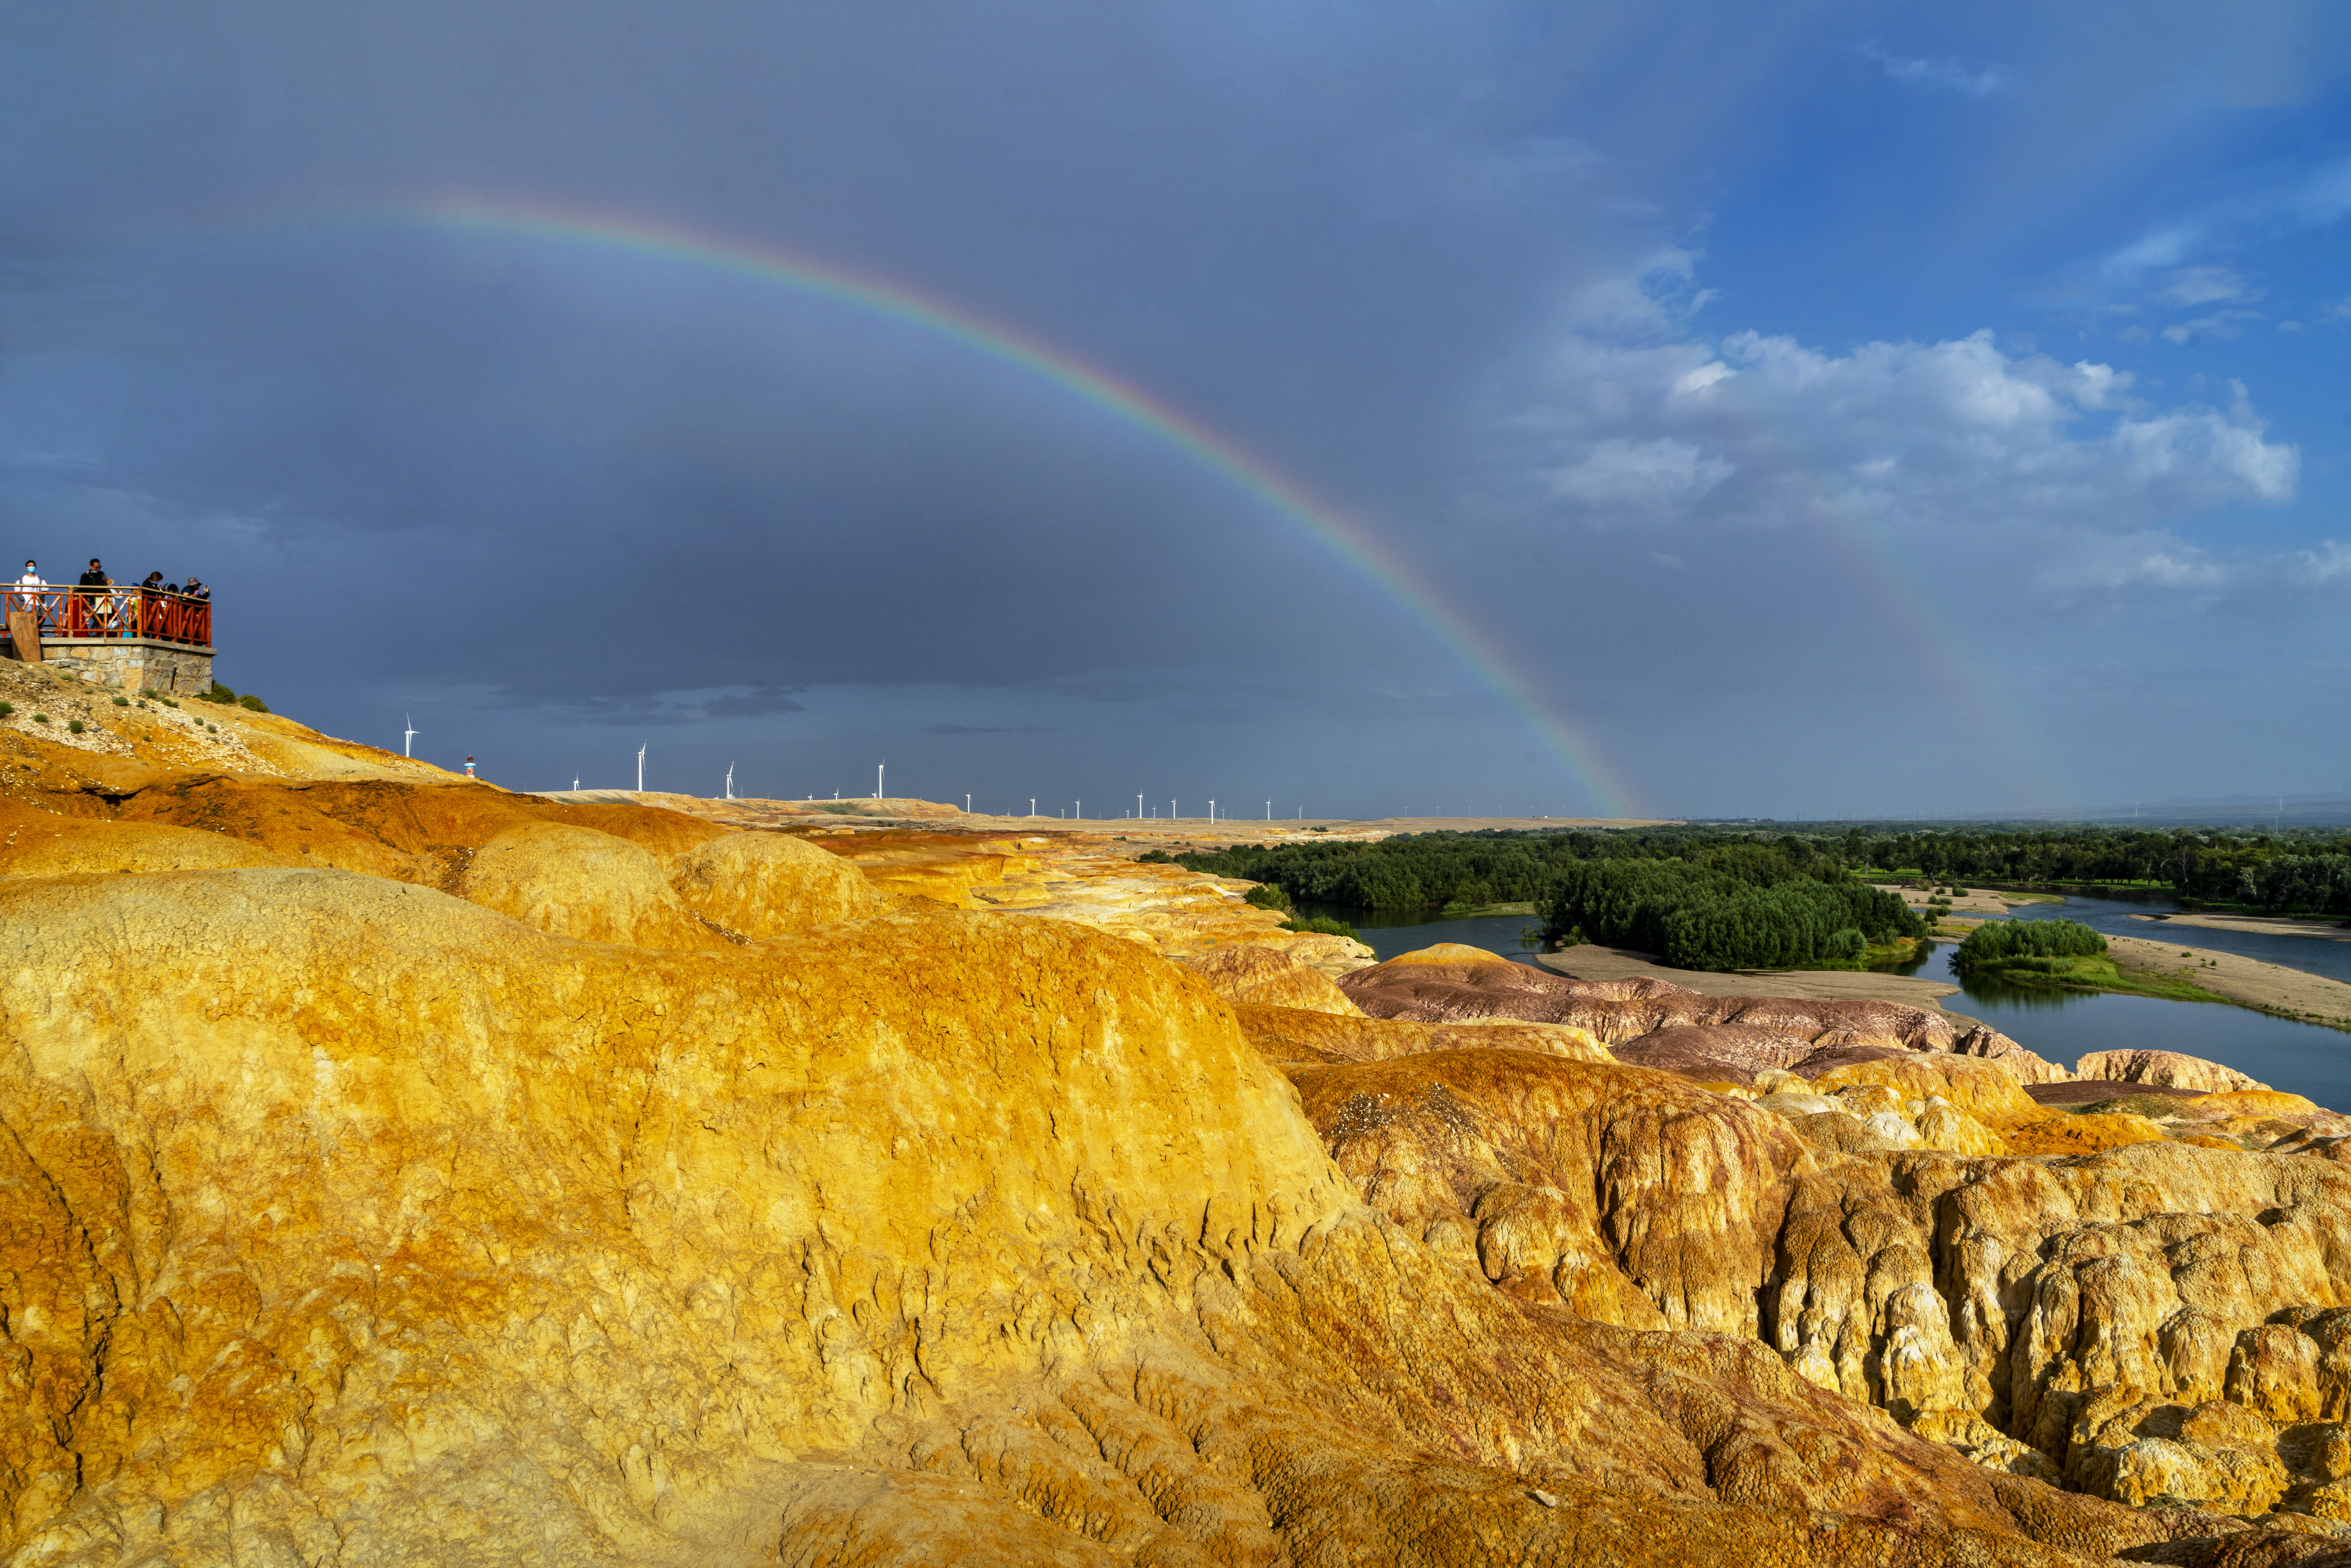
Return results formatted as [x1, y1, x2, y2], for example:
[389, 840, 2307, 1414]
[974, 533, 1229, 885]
[12, 688, 2351, 1562]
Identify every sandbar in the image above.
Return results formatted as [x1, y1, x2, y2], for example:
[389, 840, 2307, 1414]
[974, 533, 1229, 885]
[1535, 944, 1962, 1008]
[2131, 909, 2351, 944]
[2105, 932, 2351, 1032]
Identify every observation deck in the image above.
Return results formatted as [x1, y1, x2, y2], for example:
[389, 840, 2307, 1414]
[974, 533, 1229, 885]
[3, 586, 216, 695]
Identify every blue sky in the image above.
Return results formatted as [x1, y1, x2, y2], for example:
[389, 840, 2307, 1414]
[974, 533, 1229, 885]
[2, 1, 2347, 818]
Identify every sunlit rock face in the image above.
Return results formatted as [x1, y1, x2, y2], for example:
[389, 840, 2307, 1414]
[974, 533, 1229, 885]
[9, 741, 2351, 1560]
[2078, 1048, 2272, 1094]
[1179, 943, 1365, 1015]
[1340, 943, 2075, 1082]
[1, 861, 2211, 1568]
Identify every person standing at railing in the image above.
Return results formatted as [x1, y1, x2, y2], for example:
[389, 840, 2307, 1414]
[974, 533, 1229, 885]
[77, 559, 115, 634]
[13, 561, 47, 628]
[138, 571, 165, 636]
[183, 576, 208, 601]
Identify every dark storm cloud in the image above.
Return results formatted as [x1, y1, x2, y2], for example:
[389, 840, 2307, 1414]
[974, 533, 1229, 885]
[4, 2, 2347, 815]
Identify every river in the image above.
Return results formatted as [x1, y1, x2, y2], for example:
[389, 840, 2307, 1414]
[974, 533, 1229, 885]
[1312, 898, 2351, 1111]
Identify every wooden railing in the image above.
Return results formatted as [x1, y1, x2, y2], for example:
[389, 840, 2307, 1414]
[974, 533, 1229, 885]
[4, 586, 212, 648]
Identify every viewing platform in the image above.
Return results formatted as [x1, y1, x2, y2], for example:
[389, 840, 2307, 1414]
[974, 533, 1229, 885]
[2, 586, 215, 695]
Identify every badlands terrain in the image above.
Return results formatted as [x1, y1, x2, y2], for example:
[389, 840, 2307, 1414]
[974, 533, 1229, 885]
[11, 662, 2351, 1563]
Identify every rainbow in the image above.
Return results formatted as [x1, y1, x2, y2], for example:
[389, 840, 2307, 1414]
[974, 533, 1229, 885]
[1698, 362, 2067, 813]
[357, 197, 1643, 816]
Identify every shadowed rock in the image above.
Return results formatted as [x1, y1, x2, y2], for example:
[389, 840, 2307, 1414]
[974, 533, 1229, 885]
[1341, 943, 2076, 1083]
[2079, 1048, 2272, 1094]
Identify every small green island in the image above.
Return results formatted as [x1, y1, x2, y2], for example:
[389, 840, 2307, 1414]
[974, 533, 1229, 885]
[1951, 917, 2228, 1003]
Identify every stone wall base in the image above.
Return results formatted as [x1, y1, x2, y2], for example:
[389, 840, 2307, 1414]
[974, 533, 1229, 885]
[14, 639, 216, 695]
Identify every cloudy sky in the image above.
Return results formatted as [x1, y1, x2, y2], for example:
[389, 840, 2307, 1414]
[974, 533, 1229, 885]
[4, 1, 2347, 818]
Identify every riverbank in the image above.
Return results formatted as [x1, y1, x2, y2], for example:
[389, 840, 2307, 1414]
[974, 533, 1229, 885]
[2104, 932, 2351, 1032]
[1535, 944, 1962, 1007]
[1542, 929, 2351, 1035]
[1952, 950, 2232, 1004]
[1436, 899, 1535, 919]
[2135, 909, 2351, 944]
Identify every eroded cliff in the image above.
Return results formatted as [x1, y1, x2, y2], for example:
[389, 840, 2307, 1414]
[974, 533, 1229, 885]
[0, 734, 2347, 1564]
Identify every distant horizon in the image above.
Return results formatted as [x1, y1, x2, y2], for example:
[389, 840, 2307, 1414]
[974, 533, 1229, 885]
[9, 5, 2348, 819]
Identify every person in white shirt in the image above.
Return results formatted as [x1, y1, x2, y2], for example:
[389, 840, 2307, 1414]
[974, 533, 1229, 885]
[12, 560, 46, 623]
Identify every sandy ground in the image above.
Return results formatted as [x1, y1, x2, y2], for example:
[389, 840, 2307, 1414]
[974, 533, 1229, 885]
[1869, 883, 2056, 916]
[2106, 932, 2351, 1031]
[1534, 945, 1962, 1007]
[2133, 910, 2351, 945]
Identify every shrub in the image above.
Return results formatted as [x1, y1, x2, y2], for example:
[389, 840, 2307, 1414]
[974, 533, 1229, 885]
[1243, 883, 1292, 912]
[33, 712, 49, 724]
[66, 719, 84, 734]
[1281, 914, 1358, 939]
[161, 698, 176, 708]
[112, 695, 130, 706]
[0, 701, 13, 717]
[1827, 927, 1867, 962]
[199, 681, 235, 703]
[1953, 918, 2106, 971]
[236, 693, 268, 713]
[1135, 849, 1177, 864]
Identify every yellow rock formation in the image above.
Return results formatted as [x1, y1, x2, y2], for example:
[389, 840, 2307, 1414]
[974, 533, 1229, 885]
[8, 715, 2351, 1561]
[668, 828, 885, 937]
[1179, 944, 1363, 1014]
[460, 820, 732, 950]
[2078, 1048, 2272, 1094]
[1235, 1001, 1611, 1065]
[2001, 1111, 2174, 1157]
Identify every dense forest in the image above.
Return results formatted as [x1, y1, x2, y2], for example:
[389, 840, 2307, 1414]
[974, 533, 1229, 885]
[1539, 851, 1924, 970]
[1952, 917, 2106, 969]
[1174, 823, 2351, 919]
[1174, 826, 1844, 910]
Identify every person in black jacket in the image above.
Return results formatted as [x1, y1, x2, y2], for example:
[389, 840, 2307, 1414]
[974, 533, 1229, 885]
[77, 558, 113, 631]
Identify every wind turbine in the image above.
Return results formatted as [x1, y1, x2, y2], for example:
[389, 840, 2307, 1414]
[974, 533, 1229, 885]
[877, 762, 885, 800]
[725, 762, 736, 801]
[636, 743, 646, 793]
[403, 713, 417, 757]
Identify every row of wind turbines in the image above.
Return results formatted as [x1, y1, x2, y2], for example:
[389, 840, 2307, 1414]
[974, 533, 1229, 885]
[403, 722, 1304, 822]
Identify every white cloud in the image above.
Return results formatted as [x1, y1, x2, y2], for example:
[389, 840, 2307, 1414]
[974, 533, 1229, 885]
[1486, 297, 2300, 552]
[1859, 40, 2005, 97]
[2154, 265, 2258, 307]
[2048, 545, 2227, 592]
[2097, 155, 2351, 304]
[2322, 297, 2351, 323]
[2159, 309, 2261, 343]
[2292, 541, 2351, 582]
[1545, 437, 1732, 511]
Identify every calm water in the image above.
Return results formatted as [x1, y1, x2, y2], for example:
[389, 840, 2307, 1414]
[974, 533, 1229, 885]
[2001, 891, 2351, 986]
[1299, 904, 1547, 963]
[1312, 899, 2351, 1111]
[1886, 939, 2351, 1111]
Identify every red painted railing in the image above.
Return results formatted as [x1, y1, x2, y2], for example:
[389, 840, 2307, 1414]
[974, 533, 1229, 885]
[4, 586, 212, 648]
